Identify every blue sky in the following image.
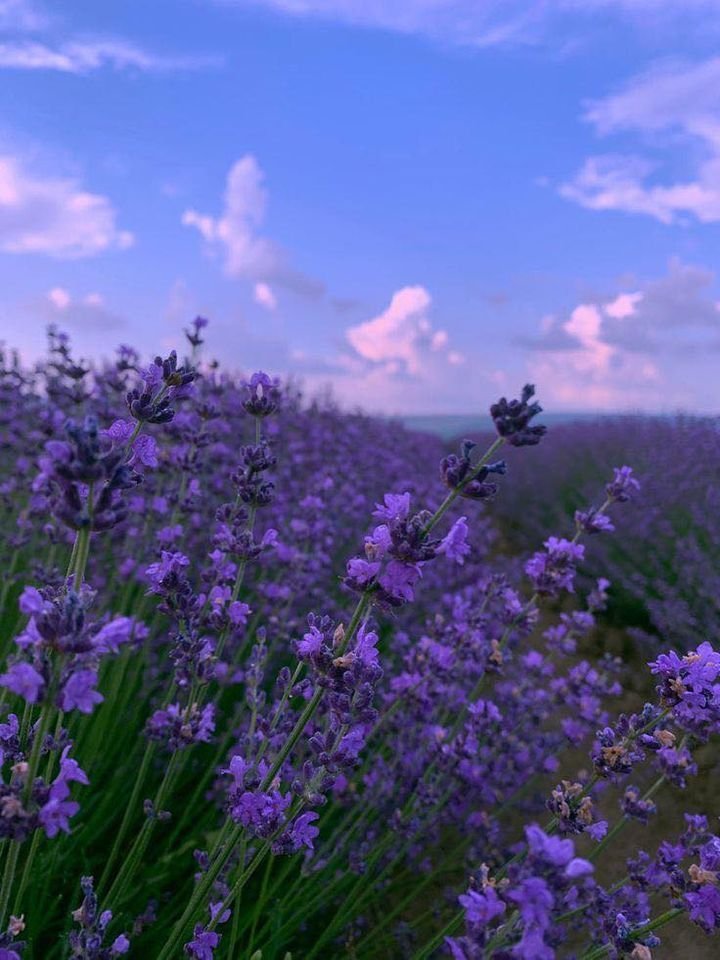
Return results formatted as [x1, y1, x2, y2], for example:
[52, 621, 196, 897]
[1, 0, 720, 413]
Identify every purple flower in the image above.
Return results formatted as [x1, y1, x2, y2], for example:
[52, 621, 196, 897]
[105, 419, 159, 468]
[145, 551, 190, 591]
[0, 662, 45, 703]
[364, 524, 392, 561]
[18, 586, 47, 616]
[59, 669, 103, 714]
[372, 492, 411, 522]
[297, 626, 324, 659]
[490, 383, 546, 446]
[289, 811, 320, 851]
[685, 885, 720, 932]
[525, 537, 585, 597]
[184, 925, 220, 960]
[111, 934, 130, 955]
[508, 875, 553, 928]
[92, 617, 135, 654]
[378, 560, 421, 603]
[228, 788, 291, 836]
[346, 557, 381, 585]
[39, 748, 88, 838]
[146, 703, 215, 750]
[526, 824, 574, 867]
[575, 508, 615, 534]
[228, 601, 251, 626]
[438, 516, 471, 564]
[242, 371, 281, 416]
[649, 642, 720, 738]
[458, 888, 506, 928]
[606, 465, 641, 502]
[353, 626, 379, 669]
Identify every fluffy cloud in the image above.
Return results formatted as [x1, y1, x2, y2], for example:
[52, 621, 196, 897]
[562, 58, 720, 224]
[347, 286, 431, 374]
[525, 260, 720, 408]
[346, 285, 463, 375]
[183, 155, 322, 297]
[280, 285, 470, 412]
[236, 1, 720, 48]
[0, 155, 133, 258]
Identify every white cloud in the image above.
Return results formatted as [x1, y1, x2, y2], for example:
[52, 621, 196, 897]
[604, 291, 642, 319]
[346, 285, 433, 374]
[0, 38, 218, 73]
[314, 285, 473, 410]
[562, 58, 720, 223]
[183, 155, 322, 296]
[0, 154, 133, 258]
[254, 281, 277, 309]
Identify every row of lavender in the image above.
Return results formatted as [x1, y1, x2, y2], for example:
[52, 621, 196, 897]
[0, 321, 717, 959]
[491, 415, 720, 655]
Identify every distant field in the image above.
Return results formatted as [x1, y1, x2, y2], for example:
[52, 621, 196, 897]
[398, 411, 617, 439]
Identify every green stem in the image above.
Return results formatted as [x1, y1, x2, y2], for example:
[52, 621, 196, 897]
[0, 841, 21, 928]
[226, 838, 249, 957]
[155, 821, 241, 960]
[97, 741, 157, 896]
[247, 850, 273, 954]
[104, 749, 181, 909]
[11, 828, 41, 918]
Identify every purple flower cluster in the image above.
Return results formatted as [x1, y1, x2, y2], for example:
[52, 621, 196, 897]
[0, 741, 88, 842]
[0, 586, 138, 713]
[649, 642, 720, 739]
[448, 825, 594, 958]
[68, 876, 130, 958]
[525, 537, 586, 597]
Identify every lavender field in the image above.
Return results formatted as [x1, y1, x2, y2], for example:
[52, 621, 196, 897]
[0, 324, 717, 959]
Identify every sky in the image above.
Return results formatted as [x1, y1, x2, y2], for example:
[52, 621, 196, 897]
[1, 0, 720, 414]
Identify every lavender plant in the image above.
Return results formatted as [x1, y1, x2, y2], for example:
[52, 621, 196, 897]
[0, 325, 717, 960]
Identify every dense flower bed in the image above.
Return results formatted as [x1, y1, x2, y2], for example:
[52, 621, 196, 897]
[0, 322, 717, 959]
[491, 416, 720, 654]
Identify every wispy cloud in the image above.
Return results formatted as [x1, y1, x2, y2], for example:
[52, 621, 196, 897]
[562, 58, 720, 223]
[0, 0, 48, 32]
[0, 38, 220, 73]
[0, 154, 133, 258]
[0, 0, 219, 74]
[230, 0, 720, 48]
[183, 155, 323, 297]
